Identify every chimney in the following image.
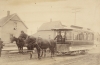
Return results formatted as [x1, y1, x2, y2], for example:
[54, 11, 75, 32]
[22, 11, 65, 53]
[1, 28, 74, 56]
[50, 18, 52, 22]
[7, 11, 10, 16]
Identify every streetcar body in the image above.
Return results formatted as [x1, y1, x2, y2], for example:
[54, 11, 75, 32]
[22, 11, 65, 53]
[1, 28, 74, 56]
[52, 28, 94, 54]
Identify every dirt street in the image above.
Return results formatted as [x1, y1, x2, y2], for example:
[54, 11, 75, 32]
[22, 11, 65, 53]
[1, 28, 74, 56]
[0, 45, 100, 65]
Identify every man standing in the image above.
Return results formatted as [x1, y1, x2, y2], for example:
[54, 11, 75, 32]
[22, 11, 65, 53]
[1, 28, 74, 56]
[54, 32, 62, 42]
[0, 38, 4, 57]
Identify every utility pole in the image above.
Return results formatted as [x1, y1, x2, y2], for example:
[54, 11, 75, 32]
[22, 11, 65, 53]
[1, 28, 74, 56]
[72, 8, 80, 25]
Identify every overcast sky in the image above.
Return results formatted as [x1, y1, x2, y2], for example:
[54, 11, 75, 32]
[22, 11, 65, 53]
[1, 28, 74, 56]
[0, 0, 100, 34]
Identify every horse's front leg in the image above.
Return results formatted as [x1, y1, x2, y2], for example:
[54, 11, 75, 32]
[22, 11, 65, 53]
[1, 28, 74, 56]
[52, 48, 55, 57]
[44, 49, 46, 57]
[21, 47, 23, 53]
[30, 51, 33, 59]
[19, 47, 22, 53]
[51, 48, 55, 57]
[41, 49, 43, 57]
[37, 48, 41, 59]
[49, 48, 53, 57]
[18, 47, 20, 53]
[30, 46, 34, 59]
[0, 48, 1, 57]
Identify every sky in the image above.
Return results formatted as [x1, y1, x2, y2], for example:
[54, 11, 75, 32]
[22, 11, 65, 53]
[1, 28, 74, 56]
[0, 0, 100, 34]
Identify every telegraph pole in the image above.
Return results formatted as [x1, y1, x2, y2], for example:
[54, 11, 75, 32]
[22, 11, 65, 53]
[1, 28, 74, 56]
[72, 8, 80, 25]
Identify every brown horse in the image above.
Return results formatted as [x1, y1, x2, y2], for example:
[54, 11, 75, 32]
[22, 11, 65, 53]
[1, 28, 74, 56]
[25, 36, 56, 59]
[11, 36, 25, 53]
[0, 46, 2, 57]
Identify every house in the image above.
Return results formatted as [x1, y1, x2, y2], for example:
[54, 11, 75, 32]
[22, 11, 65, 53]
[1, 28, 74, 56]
[33, 20, 64, 39]
[0, 11, 28, 43]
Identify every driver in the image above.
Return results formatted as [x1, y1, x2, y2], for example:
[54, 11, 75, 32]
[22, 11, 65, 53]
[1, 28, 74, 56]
[19, 31, 28, 40]
[54, 32, 62, 42]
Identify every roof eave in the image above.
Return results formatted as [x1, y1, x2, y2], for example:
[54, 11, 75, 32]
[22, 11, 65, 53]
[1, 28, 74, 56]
[1, 14, 16, 27]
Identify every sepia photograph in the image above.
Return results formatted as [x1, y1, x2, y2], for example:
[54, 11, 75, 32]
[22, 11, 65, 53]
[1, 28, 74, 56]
[0, 0, 100, 65]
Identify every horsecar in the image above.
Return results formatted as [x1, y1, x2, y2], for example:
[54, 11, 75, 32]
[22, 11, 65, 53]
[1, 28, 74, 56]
[52, 27, 94, 55]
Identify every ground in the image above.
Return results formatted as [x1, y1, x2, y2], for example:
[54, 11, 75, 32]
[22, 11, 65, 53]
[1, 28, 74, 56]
[0, 44, 100, 65]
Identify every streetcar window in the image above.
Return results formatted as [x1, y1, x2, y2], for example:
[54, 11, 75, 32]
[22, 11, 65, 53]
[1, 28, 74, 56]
[54, 31, 62, 42]
[73, 31, 79, 40]
[54, 30, 66, 42]
[90, 33, 94, 41]
[79, 32, 84, 40]
[92, 34, 94, 40]
[61, 31, 66, 42]
[87, 33, 93, 41]
[83, 32, 88, 40]
[87, 33, 89, 40]
[66, 32, 72, 40]
[61, 31, 65, 38]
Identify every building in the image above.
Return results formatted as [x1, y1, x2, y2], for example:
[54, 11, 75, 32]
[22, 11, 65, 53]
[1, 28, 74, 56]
[33, 20, 64, 39]
[0, 11, 28, 43]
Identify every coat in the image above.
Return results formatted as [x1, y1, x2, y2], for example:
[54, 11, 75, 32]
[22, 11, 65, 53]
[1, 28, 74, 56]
[19, 33, 27, 40]
[54, 35, 62, 42]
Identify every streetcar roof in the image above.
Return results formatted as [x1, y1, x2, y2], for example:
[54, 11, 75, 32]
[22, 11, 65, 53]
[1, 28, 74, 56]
[51, 28, 73, 31]
[52, 28, 94, 33]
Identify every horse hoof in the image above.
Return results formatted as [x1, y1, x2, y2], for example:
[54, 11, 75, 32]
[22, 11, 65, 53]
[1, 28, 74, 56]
[30, 58, 32, 60]
[38, 57, 41, 59]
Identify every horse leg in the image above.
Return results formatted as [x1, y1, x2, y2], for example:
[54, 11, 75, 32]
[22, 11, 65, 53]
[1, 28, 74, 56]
[38, 49, 41, 59]
[44, 49, 46, 57]
[50, 48, 53, 57]
[51, 51, 53, 57]
[18, 47, 20, 53]
[0, 48, 1, 57]
[37, 48, 41, 59]
[19, 47, 21, 53]
[20, 47, 22, 53]
[52, 48, 55, 57]
[21, 47, 23, 53]
[30, 52, 32, 59]
[41, 49, 43, 57]
[30, 46, 33, 59]
[27, 46, 29, 52]
[20, 46, 22, 53]
[22, 47, 23, 53]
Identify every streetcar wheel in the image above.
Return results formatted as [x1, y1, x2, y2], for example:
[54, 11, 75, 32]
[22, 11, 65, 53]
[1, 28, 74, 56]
[70, 51, 77, 56]
[80, 50, 87, 55]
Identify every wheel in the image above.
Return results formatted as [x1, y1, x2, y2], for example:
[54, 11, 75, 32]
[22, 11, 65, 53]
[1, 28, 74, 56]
[80, 50, 87, 55]
[70, 51, 80, 56]
[70, 51, 76, 56]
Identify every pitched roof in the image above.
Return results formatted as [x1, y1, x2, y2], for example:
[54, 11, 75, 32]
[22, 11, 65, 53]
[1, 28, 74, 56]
[38, 21, 64, 31]
[0, 13, 28, 29]
[0, 14, 15, 26]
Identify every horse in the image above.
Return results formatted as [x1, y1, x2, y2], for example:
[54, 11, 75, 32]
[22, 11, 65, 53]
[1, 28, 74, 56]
[0, 46, 2, 57]
[25, 36, 56, 59]
[0, 40, 4, 57]
[11, 36, 25, 53]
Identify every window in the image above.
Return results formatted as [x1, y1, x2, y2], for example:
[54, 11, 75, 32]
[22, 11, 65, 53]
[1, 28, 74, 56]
[61, 31, 65, 38]
[87, 33, 93, 41]
[79, 32, 84, 40]
[73, 31, 80, 40]
[83, 32, 87, 40]
[61, 31, 66, 42]
[66, 31, 72, 40]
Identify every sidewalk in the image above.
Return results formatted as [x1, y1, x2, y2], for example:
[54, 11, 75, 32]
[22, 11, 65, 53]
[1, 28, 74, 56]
[2, 46, 27, 51]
